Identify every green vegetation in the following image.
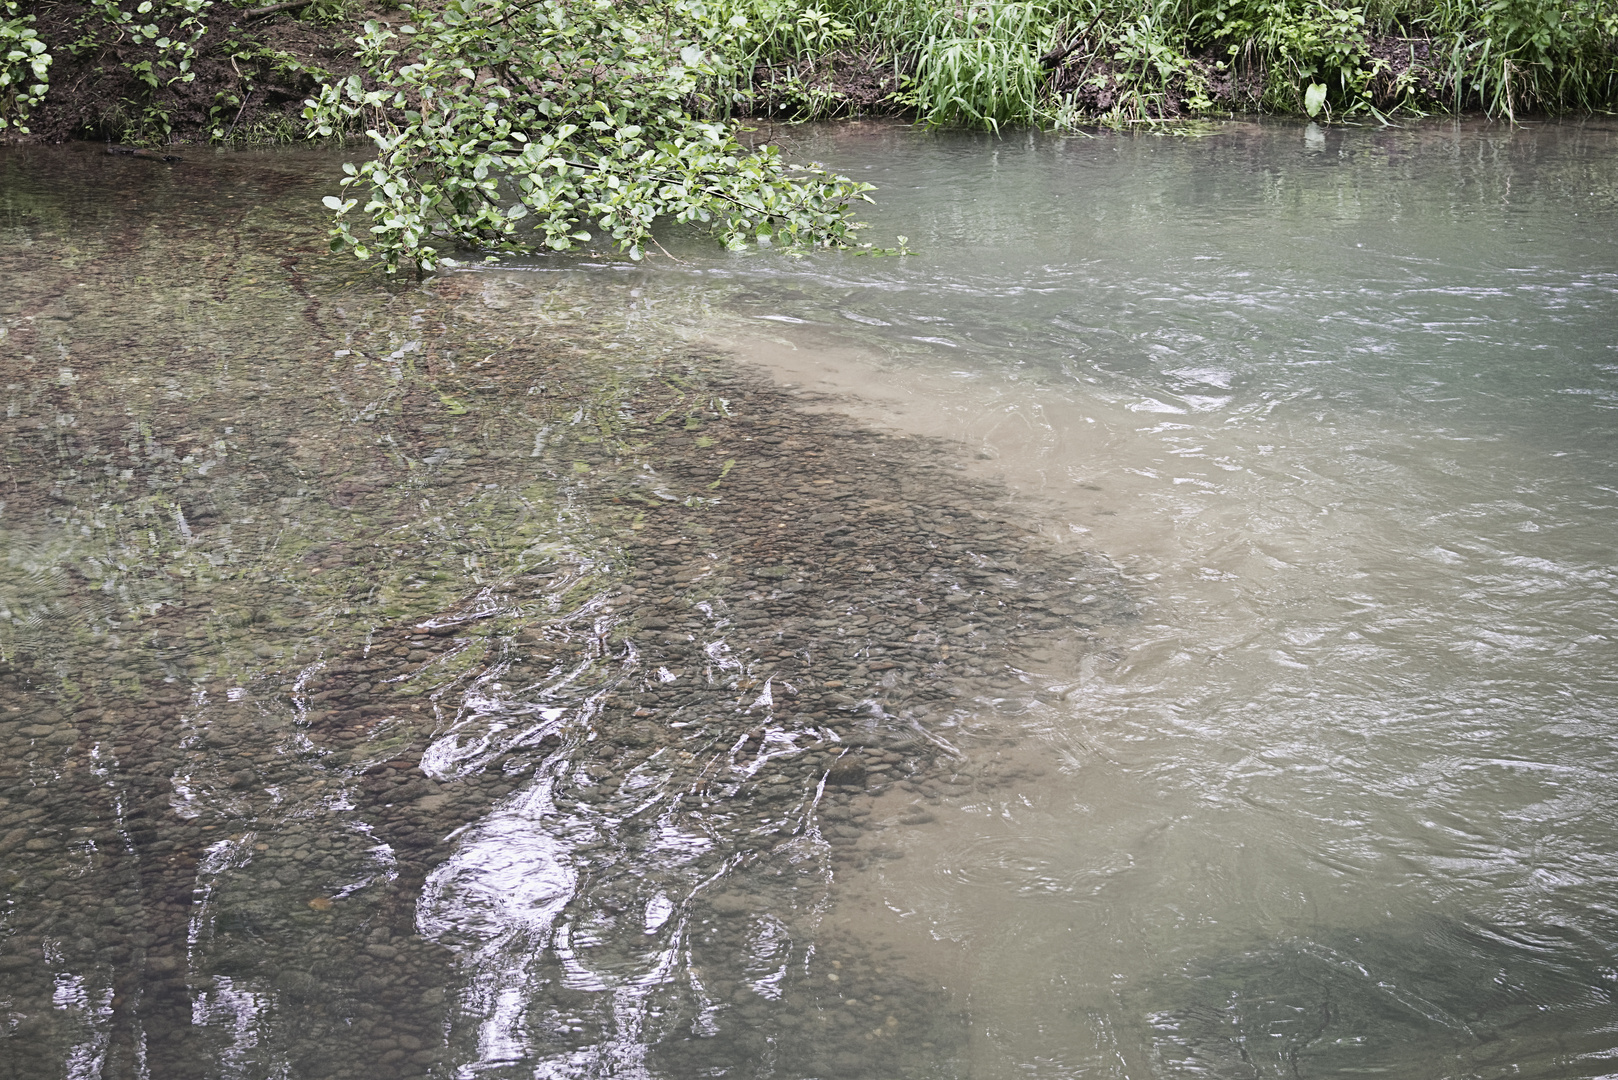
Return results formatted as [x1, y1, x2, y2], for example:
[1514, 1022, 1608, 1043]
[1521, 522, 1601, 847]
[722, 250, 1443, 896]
[3, 0, 343, 142]
[306, 0, 1616, 272]
[759, 0, 1618, 126]
[4, 0, 1616, 271]
[304, 0, 875, 273]
[1, 0, 51, 132]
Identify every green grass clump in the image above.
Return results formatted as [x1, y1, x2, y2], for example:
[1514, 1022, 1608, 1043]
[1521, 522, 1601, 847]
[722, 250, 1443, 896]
[700, 0, 1618, 126]
[902, 0, 1052, 129]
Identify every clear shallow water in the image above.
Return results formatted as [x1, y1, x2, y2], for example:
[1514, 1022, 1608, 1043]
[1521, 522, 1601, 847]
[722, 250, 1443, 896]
[2, 118, 1617, 1080]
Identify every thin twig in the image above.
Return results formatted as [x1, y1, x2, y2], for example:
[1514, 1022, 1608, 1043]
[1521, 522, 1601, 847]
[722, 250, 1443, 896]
[241, 0, 313, 21]
[648, 233, 685, 264]
[226, 88, 254, 140]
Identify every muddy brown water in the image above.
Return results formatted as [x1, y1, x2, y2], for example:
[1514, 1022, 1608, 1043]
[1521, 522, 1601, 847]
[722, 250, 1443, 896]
[3, 117, 1618, 1080]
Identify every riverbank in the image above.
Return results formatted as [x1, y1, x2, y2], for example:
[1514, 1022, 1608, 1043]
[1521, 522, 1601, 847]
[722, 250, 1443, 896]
[6, 0, 1616, 149]
[8, 0, 368, 145]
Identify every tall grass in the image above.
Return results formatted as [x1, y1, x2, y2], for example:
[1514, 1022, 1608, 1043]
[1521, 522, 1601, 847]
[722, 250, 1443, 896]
[1415, 0, 1618, 116]
[904, 0, 1054, 127]
[703, 0, 1618, 126]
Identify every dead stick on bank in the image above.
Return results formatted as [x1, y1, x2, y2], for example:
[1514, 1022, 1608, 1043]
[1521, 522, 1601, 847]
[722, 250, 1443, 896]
[242, 0, 313, 20]
[105, 145, 183, 163]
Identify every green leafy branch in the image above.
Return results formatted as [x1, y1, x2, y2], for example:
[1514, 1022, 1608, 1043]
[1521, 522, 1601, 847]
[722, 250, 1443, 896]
[305, 0, 873, 276]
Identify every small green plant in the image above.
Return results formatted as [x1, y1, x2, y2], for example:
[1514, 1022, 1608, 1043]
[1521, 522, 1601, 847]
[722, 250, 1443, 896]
[1439, 0, 1617, 117]
[691, 0, 855, 65]
[209, 39, 333, 142]
[856, 233, 912, 255]
[1110, 0, 1198, 113]
[51, 0, 221, 142]
[0, 0, 51, 133]
[129, 98, 175, 140]
[300, 0, 349, 22]
[758, 65, 851, 118]
[87, 0, 214, 83]
[1196, 0, 1376, 116]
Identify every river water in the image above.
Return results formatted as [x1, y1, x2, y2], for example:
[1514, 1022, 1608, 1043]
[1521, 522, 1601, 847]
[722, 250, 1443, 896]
[1, 118, 1615, 1080]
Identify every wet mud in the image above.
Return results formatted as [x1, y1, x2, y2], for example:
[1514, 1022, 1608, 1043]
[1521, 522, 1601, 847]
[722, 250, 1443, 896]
[0, 144, 1135, 1078]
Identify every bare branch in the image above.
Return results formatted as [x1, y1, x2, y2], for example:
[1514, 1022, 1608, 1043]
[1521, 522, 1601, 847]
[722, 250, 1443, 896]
[240, 0, 314, 22]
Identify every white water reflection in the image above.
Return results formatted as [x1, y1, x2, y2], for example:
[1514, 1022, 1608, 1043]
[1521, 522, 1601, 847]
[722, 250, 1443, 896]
[418, 777, 580, 1075]
[50, 969, 114, 1080]
[418, 767, 743, 1078]
[190, 977, 271, 1080]
[411, 593, 859, 1078]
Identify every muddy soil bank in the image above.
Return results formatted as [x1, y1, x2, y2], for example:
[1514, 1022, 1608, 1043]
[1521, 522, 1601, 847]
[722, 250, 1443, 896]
[15, 1, 370, 145]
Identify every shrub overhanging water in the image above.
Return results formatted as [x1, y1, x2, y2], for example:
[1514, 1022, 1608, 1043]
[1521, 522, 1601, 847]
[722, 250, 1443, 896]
[5, 0, 1614, 272]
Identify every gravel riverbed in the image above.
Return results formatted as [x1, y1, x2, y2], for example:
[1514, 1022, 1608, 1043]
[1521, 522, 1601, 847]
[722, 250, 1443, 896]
[0, 148, 1133, 1079]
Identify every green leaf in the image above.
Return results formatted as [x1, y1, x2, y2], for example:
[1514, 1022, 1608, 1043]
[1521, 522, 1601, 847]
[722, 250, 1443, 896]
[1304, 82, 1327, 116]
